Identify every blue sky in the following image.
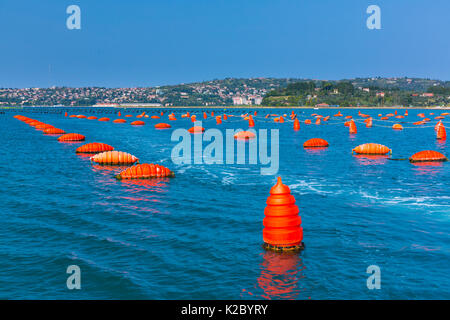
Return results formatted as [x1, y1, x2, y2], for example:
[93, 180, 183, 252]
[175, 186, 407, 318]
[0, 0, 449, 87]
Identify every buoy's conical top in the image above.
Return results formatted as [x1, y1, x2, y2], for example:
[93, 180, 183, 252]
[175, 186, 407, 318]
[270, 177, 291, 195]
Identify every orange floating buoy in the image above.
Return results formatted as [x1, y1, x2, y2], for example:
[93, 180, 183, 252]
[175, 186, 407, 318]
[437, 125, 446, 140]
[76, 142, 114, 153]
[64, 112, 68, 117]
[188, 126, 205, 134]
[395, 110, 398, 115]
[323, 116, 330, 121]
[418, 113, 425, 118]
[392, 124, 403, 130]
[125, 114, 133, 117]
[349, 120, 357, 134]
[131, 120, 145, 125]
[409, 150, 448, 163]
[248, 116, 255, 128]
[216, 116, 222, 125]
[423, 118, 431, 122]
[91, 151, 139, 165]
[69, 115, 77, 118]
[223, 114, 228, 120]
[352, 143, 391, 155]
[303, 138, 329, 148]
[234, 131, 256, 140]
[405, 110, 408, 116]
[396, 115, 404, 119]
[116, 163, 174, 180]
[113, 119, 126, 123]
[304, 119, 311, 124]
[429, 113, 435, 116]
[43, 127, 66, 135]
[380, 117, 389, 120]
[191, 115, 197, 122]
[262, 177, 304, 252]
[98, 117, 110, 122]
[77, 115, 87, 119]
[118, 111, 121, 117]
[154, 123, 171, 129]
[315, 118, 321, 125]
[211, 111, 215, 117]
[365, 117, 373, 128]
[435, 116, 445, 120]
[151, 115, 160, 119]
[57, 133, 85, 142]
[378, 114, 382, 117]
[35, 123, 54, 130]
[88, 116, 98, 120]
[386, 113, 395, 117]
[344, 121, 351, 127]
[334, 111, 343, 117]
[441, 112, 449, 116]
[293, 118, 300, 131]
[413, 121, 425, 125]
[203, 112, 207, 119]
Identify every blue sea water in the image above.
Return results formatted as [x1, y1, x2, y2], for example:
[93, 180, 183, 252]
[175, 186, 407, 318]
[0, 107, 449, 300]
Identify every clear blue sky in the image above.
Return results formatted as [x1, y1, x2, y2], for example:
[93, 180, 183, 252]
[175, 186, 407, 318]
[0, 0, 449, 88]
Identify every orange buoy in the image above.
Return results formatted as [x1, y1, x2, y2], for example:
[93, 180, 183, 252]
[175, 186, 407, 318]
[262, 177, 304, 251]
[392, 124, 403, 130]
[303, 138, 329, 148]
[151, 115, 160, 119]
[131, 120, 145, 125]
[154, 123, 171, 129]
[116, 163, 174, 179]
[190, 115, 197, 122]
[211, 111, 215, 116]
[69, 115, 77, 118]
[113, 119, 126, 123]
[437, 125, 446, 140]
[293, 118, 300, 131]
[88, 116, 98, 120]
[91, 151, 139, 165]
[441, 112, 449, 116]
[418, 113, 425, 118]
[57, 133, 85, 142]
[380, 117, 389, 120]
[315, 118, 321, 125]
[223, 114, 228, 120]
[345, 115, 352, 119]
[304, 119, 311, 124]
[413, 121, 425, 125]
[334, 112, 343, 117]
[64, 112, 68, 117]
[118, 111, 121, 117]
[125, 114, 133, 117]
[396, 115, 404, 119]
[323, 115, 330, 121]
[248, 115, 255, 128]
[98, 117, 110, 122]
[188, 126, 205, 134]
[35, 123, 54, 130]
[216, 116, 222, 125]
[352, 143, 391, 155]
[365, 117, 373, 128]
[77, 115, 87, 119]
[349, 120, 357, 134]
[435, 116, 445, 120]
[409, 150, 448, 163]
[43, 127, 66, 135]
[234, 131, 256, 140]
[76, 142, 114, 153]
[203, 112, 207, 119]
[405, 110, 408, 116]
[386, 113, 394, 117]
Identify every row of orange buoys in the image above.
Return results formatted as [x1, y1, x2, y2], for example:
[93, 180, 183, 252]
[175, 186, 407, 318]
[14, 114, 174, 179]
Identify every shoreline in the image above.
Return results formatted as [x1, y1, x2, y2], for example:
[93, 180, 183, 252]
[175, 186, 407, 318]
[4, 105, 450, 110]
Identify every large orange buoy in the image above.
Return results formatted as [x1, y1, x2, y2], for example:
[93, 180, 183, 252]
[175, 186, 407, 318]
[435, 116, 445, 120]
[154, 123, 171, 129]
[116, 163, 174, 179]
[405, 110, 408, 116]
[409, 150, 448, 163]
[352, 143, 391, 155]
[304, 119, 311, 124]
[203, 112, 207, 119]
[303, 138, 329, 148]
[65, 112, 68, 117]
[315, 118, 321, 125]
[77, 115, 87, 119]
[188, 126, 205, 134]
[223, 114, 228, 120]
[88, 116, 98, 120]
[234, 131, 256, 140]
[365, 117, 373, 128]
[131, 120, 145, 125]
[151, 115, 160, 119]
[441, 112, 449, 116]
[437, 125, 446, 140]
[248, 115, 255, 128]
[57, 133, 85, 141]
[113, 119, 126, 123]
[334, 111, 343, 117]
[392, 124, 403, 130]
[293, 118, 300, 131]
[98, 117, 110, 121]
[349, 120, 357, 134]
[191, 115, 197, 122]
[345, 115, 352, 119]
[262, 177, 304, 251]
[91, 151, 139, 165]
[118, 111, 121, 117]
[43, 127, 66, 135]
[76, 142, 114, 153]
[216, 116, 222, 125]
[418, 113, 425, 118]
